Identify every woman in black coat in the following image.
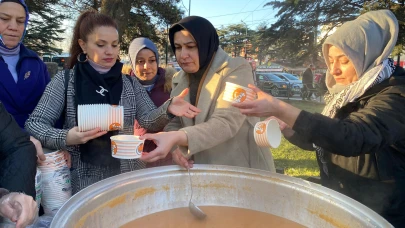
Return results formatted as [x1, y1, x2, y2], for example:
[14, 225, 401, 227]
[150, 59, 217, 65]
[233, 10, 405, 226]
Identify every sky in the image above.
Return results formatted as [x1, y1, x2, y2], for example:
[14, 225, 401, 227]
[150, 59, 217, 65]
[184, 0, 277, 29]
[55, 0, 277, 53]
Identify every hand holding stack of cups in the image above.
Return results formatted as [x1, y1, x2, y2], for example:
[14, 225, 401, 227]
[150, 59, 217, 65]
[223, 82, 281, 148]
[77, 104, 144, 159]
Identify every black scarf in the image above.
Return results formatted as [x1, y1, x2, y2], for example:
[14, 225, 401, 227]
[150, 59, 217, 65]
[169, 16, 219, 105]
[75, 54, 123, 167]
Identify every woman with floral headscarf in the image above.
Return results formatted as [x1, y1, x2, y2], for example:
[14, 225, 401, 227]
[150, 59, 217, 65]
[233, 10, 405, 226]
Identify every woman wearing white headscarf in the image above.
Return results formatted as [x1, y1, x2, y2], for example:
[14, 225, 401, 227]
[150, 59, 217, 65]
[233, 10, 405, 226]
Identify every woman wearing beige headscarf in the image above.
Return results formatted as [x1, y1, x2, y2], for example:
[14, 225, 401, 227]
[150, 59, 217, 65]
[233, 10, 405, 226]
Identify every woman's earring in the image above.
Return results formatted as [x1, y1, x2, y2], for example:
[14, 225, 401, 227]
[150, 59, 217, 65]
[77, 52, 88, 63]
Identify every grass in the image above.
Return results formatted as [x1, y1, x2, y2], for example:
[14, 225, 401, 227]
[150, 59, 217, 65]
[269, 100, 325, 179]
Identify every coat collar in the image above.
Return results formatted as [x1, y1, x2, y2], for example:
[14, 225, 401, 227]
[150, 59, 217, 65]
[172, 47, 230, 125]
[0, 44, 42, 106]
[16, 44, 40, 73]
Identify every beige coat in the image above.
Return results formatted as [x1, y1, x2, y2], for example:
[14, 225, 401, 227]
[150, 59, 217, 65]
[165, 48, 275, 172]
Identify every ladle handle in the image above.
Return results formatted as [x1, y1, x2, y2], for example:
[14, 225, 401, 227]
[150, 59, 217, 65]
[188, 168, 193, 202]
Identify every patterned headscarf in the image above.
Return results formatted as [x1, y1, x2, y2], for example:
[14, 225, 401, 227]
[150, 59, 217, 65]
[316, 10, 399, 176]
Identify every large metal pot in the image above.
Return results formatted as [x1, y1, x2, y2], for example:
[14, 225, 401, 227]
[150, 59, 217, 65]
[51, 165, 392, 228]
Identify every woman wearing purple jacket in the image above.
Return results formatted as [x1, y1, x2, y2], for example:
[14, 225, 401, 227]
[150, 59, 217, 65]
[0, 0, 50, 129]
[128, 37, 173, 168]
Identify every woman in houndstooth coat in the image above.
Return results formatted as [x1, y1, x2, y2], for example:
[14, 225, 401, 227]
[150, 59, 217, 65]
[25, 10, 199, 194]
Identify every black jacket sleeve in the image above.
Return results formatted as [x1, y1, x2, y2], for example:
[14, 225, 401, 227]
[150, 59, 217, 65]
[292, 90, 405, 157]
[0, 103, 37, 198]
[285, 132, 315, 151]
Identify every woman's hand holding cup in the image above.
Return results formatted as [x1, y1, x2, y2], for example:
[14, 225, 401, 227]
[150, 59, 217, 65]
[265, 116, 295, 138]
[231, 84, 279, 117]
[66, 127, 107, 146]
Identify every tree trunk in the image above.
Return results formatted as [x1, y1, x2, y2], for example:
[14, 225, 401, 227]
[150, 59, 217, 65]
[233, 39, 236, 57]
[165, 24, 168, 65]
[312, 2, 321, 65]
[92, 0, 99, 10]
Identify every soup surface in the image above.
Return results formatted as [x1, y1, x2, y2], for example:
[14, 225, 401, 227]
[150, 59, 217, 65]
[121, 206, 306, 228]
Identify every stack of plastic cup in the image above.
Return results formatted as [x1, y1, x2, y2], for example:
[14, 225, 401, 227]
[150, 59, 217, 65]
[37, 150, 71, 215]
[78, 104, 124, 132]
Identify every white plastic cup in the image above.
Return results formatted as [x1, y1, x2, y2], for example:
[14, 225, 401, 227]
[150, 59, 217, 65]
[223, 82, 256, 103]
[253, 119, 282, 148]
[110, 135, 145, 159]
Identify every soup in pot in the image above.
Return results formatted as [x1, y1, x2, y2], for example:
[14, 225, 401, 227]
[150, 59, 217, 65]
[121, 206, 305, 228]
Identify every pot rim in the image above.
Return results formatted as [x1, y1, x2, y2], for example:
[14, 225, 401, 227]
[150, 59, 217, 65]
[51, 165, 393, 228]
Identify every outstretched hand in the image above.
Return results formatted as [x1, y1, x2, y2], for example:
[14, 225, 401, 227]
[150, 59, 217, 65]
[265, 116, 289, 131]
[265, 116, 295, 138]
[168, 88, 201, 118]
[139, 131, 188, 163]
[233, 84, 301, 129]
[232, 84, 279, 117]
[139, 132, 178, 163]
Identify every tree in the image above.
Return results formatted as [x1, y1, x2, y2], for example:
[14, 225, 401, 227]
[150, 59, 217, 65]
[262, 0, 364, 66]
[264, 0, 405, 67]
[362, 0, 405, 63]
[249, 23, 273, 65]
[60, 0, 184, 53]
[24, 0, 68, 55]
[217, 23, 253, 58]
[256, 17, 316, 66]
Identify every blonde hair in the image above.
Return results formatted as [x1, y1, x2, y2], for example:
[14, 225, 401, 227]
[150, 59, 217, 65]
[121, 63, 133, 75]
[164, 66, 177, 93]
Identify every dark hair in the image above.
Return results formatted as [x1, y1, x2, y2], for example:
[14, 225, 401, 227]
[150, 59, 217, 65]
[68, 10, 118, 69]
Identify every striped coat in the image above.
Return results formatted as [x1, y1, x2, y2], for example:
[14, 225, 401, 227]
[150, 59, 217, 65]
[26, 69, 172, 194]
